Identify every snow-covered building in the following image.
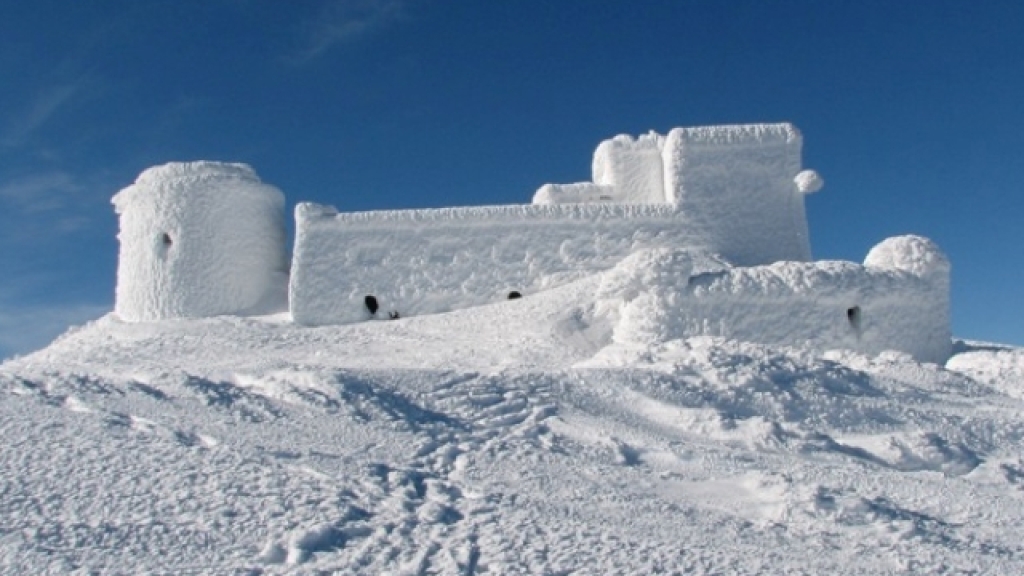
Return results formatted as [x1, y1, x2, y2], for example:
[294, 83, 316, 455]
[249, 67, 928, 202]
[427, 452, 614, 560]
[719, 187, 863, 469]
[112, 162, 288, 322]
[111, 123, 951, 363]
[288, 123, 827, 324]
[598, 237, 951, 364]
[533, 124, 822, 266]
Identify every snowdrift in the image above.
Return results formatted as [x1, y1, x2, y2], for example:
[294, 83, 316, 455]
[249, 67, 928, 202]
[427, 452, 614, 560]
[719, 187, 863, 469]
[0, 269, 1021, 574]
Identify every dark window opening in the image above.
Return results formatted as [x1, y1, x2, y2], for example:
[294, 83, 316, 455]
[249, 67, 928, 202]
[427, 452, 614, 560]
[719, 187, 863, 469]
[156, 232, 173, 260]
[508, 291, 522, 300]
[847, 306, 861, 330]
[364, 295, 379, 315]
[389, 311, 400, 320]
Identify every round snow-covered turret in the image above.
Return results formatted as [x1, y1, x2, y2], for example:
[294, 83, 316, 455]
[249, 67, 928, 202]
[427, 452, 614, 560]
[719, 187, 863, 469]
[864, 235, 950, 282]
[863, 235, 951, 363]
[112, 162, 288, 322]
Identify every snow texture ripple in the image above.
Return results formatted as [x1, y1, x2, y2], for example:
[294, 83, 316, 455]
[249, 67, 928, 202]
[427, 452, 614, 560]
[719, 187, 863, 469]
[0, 267, 1020, 574]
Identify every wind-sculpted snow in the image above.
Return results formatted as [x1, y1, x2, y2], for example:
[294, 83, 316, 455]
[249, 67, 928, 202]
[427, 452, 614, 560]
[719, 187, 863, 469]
[1, 275, 1022, 573]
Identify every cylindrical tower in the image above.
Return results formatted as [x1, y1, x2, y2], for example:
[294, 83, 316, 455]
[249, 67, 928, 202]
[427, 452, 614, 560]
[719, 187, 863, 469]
[112, 161, 288, 321]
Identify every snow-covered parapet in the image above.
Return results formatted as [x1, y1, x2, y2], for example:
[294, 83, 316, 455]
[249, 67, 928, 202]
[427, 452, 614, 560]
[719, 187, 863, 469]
[862, 235, 951, 361]
[590, 131, 667, 203]
[598, 235, 951, 363]
[535, 123, 821, 266]
[533, 131, 667, 206]
[112, 162, 288, 322]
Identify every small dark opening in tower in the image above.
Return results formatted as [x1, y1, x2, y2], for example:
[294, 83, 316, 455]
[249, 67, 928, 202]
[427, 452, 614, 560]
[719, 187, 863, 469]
[364, 295, 379, 315]
[847, 306, 861, 330]
[508, 291, 522, 300]
[161, 232, 172, 246]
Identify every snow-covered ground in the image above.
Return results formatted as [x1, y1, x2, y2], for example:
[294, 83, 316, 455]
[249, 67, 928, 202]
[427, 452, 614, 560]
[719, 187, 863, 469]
[3, 272, 1024, 574]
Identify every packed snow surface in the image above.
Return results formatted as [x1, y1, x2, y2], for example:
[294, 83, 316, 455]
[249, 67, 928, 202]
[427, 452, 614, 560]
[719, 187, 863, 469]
[3, 264, 1022, 574]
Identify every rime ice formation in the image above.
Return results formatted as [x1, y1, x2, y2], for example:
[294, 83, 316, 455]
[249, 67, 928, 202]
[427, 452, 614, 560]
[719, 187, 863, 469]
[534, 131, 666, 205]
[534, 123, 816, 265]
[597, 236, 951, 364]
[111, 123, 953, 362]
[112, 162, 288, 322]
[795, 169, 824, 194]
[289, 202, 694, 326]
[864, 235, 951, 281]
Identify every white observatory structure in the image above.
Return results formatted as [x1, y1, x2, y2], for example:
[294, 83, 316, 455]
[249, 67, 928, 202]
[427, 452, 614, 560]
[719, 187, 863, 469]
[112, 161, 288, 322]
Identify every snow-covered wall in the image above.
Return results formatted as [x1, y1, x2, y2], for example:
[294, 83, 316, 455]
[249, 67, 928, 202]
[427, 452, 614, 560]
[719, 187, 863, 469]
[290, 123, 832, 328]
[600, 236, 951, 363]
[535, 123, 821, 266]
[289, 202, 697, 326]
[663, 124, 817, 265]
[112, 162, 288, 322]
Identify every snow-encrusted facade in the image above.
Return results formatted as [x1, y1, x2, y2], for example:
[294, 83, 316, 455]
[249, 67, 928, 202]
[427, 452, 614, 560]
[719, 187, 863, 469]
[111, 123, 952, 362]
[290, 123, 828, 325]
[599, 236, 951, 364]
[534, 123, 822, 265]
[289, 202, 695, 326]
[112, 162, 288, 321]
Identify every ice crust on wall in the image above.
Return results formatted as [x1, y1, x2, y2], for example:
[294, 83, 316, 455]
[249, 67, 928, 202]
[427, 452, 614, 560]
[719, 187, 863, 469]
[535, 123, 817, 266]
[598, 235, 951, 363]
[112, 162, 288, 322]
[289, 202, 696, 326]
[661, 123, 812, 265]
[533, 132, 667, 205]
[591, 132, 666, 203]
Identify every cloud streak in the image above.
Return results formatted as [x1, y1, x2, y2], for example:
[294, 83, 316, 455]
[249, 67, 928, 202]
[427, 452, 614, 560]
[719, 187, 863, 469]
[296, 0, 408, 61]
[2, 84, 81, 148]
[0, 171, 81, 213]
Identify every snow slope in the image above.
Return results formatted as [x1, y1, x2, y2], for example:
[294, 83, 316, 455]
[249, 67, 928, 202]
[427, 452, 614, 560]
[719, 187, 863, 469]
[3, 269, 1024, 574]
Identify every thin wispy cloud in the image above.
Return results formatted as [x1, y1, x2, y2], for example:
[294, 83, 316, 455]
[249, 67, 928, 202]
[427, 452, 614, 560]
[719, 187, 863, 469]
[0, 171, 81, 214]
[0, 170, 103, 244]
[295, 0, 409, 61]
[2, 84, 81, 148]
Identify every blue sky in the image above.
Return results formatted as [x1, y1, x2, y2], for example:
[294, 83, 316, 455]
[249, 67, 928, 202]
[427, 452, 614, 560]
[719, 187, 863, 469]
[2, 0, 1022, 358]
